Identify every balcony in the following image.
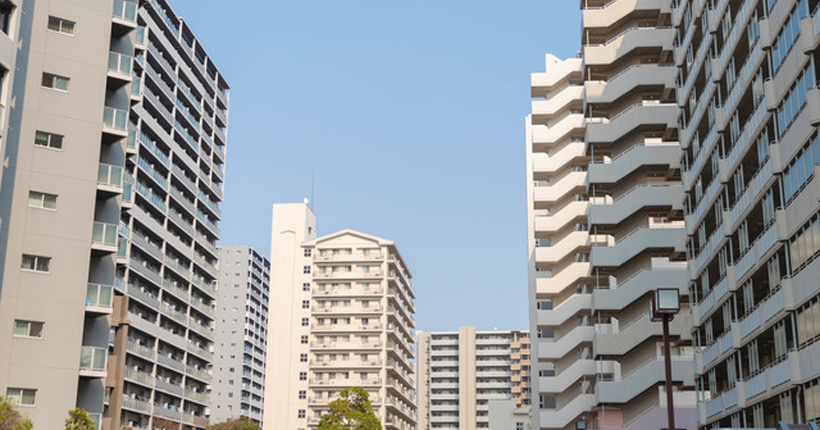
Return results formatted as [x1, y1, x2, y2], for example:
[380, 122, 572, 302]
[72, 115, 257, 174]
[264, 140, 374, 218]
[586, 103, 677, 145]
[126, 339, 156, 361]
[79, 346, 107, 378]
[91, 222, 118, 252]
[597, 357, 693, 403]
[121, 396, 151, 414]
[583, 27, 673, 66]
[536, 326, 595, 359]
[588, 184, 682, 225]
[532, 172, 587, 203]
[97, 163, 123, 194]
[107, 52, 133, 83]
[538, 359, 598, 394]
[582, 0, 671, 29]
[535, 262, 590, 295]
[587, 143, 680, 185]
[85, 283, 113, 314]
[533, 201, 588, 233]
[103, 106, 128, 136]
[589, 225, 685, 268]
[112, 0, 138, 27]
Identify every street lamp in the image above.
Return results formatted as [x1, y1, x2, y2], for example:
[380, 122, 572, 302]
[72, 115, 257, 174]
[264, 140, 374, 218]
[650, 288, 680, 430]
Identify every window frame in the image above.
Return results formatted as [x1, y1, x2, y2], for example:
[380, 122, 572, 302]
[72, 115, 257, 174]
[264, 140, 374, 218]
[5, 388, 36, 407]
[34, 130, 64, 150]
[47, 16, 75, 36]
[13, 320, 44, 339]
[27, 191, 57, 211]
[20, 254, 51, 274]
[41, 72, 70, 92]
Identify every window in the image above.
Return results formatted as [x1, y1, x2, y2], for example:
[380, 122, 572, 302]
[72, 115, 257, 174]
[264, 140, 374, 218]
[21, 254, 50, 273]
[302, 282, 310, 292]
[301, 318, 309, 327]
[300, 353, 307, 362]
[298, 390, 306, 399]
[47, 16, 75, 35]
[297, 409, 306, 419]
[299, 372, 307, 381]
[34, 131, 63, 149]
[300, 335, 308, 344]
[304, 249, 312, 257]
[13, 320, 43, 338]
[516, 423, 524, 430]
[301, 300, 310, 309]
[303, 266, 311, 274]
[41, 72, 70, 92]
[28, 191, 57, 210]
[5, 388, 35, 407]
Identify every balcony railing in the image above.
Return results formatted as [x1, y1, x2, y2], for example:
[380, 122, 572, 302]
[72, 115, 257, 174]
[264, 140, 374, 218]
[97, 163, 123, 188]
[127, 340, 156, 360]
[108, 52, 133, 76]
[103, 106, 128, 131]
[137, 156, 168, 189]
[79, 346, 107, 372]
[92, 222, 118, 247]
[135, 26, 146, 46]
[112, 0, 137, 23]
[86, 283, 113, 309]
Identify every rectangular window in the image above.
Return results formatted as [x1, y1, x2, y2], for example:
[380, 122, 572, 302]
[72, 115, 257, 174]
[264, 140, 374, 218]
[299, 372, 307, 381]
[27, 191, 57, 210]
[47, 16, 75, 35]
[13, 320, 43, 338]
[303, 266, 311, 274]
[298, 390, 306, 399]
[21, 254, 50, 273]
[5, 388, 36, 406]
[41, 72, 70, 92]
[297, 409, 306, 418]
[34, 131, 63, 149]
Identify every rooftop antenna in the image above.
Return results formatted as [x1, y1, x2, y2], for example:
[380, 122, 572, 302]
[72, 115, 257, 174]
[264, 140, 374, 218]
[310, 171, 315, 211]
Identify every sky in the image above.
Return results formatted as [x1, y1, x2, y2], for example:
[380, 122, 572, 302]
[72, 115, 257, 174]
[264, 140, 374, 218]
[170, 1, 581, 332]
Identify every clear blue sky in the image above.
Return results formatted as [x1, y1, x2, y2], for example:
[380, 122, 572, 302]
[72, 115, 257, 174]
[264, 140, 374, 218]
[171, 1, 580, 332]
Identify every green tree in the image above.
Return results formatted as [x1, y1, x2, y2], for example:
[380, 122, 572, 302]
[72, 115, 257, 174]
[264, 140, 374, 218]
[206, 417, 261, 430]
[64, 408, 94, 430]
[0, 396, 33, 430]
[317, 387, 381, 430]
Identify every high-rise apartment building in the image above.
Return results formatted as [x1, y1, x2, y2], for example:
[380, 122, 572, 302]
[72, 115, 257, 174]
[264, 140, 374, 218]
[0, 0, 229, 429]
[676, 0, 820, 427]
[105, 0, 230, 428]
[264, 203, 417, 430]
[526, 2, 697, 429]
[211, 246, 270, 425]
[416, 327, 531, 430]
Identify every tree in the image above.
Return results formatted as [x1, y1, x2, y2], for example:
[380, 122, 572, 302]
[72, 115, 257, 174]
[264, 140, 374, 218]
[317, 387, 381, 430]
[64, 408, 94, 430]
[0, 396, 33, 430]
[207, 417, 261, 430]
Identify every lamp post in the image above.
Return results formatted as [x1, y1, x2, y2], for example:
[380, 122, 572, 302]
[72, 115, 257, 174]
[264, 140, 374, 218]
[650, 288, 680, 430]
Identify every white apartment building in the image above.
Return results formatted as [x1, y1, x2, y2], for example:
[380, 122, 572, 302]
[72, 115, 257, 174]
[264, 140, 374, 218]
[263, 203, 417, 430]
[416, 327, 531, 430]
[526, 1, 697, 428]
[211, 246, 270, 425]
[675, 0, 820, 427]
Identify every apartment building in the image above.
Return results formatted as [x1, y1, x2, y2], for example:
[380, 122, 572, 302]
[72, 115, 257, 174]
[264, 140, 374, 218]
[0, 1, 129, 428]
[104, 0, 229, 428]
[416, 328, 531, 430]
[211, 246, 270, 425]
[527, 1, 697, 429]
[675, 0, 820, 427]
[264, 203, 417, 430]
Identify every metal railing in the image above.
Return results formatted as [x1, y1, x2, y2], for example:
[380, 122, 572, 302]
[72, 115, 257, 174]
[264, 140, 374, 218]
[86, 283, 113, 309]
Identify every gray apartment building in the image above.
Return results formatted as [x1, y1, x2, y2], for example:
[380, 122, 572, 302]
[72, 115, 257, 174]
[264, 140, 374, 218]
[676, 0, 820, 427]
[0, 0, 229, 429]
[211, 246, 270, 426]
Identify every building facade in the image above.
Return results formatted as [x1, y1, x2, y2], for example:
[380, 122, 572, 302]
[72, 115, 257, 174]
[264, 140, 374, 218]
[675, 0, 820, 427]
[104, 0, 229, 428]
[0, 0, 130, 428]
[527, 2, 697, 429]
[0, 0, 230, 428]
[211, 246, 270, 425]
[264, 203, 417, 430]
[416, 327, 531, 430]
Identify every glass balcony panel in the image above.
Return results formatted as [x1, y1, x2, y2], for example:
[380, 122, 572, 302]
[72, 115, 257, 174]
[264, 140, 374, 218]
[92, 222, 118, 247]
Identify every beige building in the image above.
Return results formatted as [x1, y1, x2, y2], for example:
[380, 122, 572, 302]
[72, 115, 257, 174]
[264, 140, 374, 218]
[416, 328, 531, 430]
[0, 0, 229, 429]
[263, 203, 417, 430]
[526, 2, 697, 429]
[675, 0, 820, 427]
